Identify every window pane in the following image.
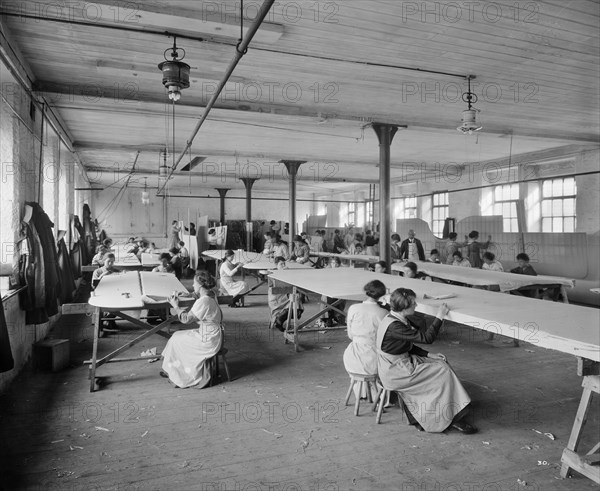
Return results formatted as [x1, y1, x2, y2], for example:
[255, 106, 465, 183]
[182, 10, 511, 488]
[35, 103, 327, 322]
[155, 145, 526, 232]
[552, 199, 562, 216]
[541, 200, 551, 216]
[512, 218, 519, 232]
[502, 203, 511, 216]
[511, 185, 519, 200]
[542, 180, 551, 197]
[563, 178, 576, 195]
[552, 179, 562, 196]
[542, 218, 552, 232]
[563, 198, 575, 216]
[564, 217, 575, 232]
[553, 217, 562, 232]
[494, 187, 502, 201]
[503, 218, 511, 232]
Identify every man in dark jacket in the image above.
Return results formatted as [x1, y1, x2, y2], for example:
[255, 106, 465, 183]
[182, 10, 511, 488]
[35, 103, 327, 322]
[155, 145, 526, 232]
[399, 229, 425, 261]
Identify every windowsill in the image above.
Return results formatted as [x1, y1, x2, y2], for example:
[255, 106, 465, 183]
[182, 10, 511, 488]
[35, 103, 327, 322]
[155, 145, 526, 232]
[0, 275, 26, 301]
[0, 284, 26, 301]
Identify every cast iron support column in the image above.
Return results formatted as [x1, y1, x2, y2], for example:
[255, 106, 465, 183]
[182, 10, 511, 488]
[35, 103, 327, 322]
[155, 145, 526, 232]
[215, 188, 230, 226]
[372, 124, 401, 273]
[281, 160, 306, 253]
[240, 178, 258, 251]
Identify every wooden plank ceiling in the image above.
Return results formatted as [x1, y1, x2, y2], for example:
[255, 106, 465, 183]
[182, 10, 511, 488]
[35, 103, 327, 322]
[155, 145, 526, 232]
[1, 0, 598, 195]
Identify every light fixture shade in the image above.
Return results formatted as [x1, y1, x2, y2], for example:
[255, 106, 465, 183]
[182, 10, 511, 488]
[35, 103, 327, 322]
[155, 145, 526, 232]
[158, 60, 190, 101]
[457, 109, 482, 134]
[158, 162, 169, 178]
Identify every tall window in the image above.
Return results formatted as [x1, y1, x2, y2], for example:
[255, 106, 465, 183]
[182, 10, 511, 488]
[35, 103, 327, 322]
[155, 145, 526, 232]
[492, 184, 519, 232]
[365, 200, 374, 228]
[431, 192, 449, 236]
[396, 196, 417, 220]
[0, 95, 15, 275]
[541, 177, 576, 232]
[57, 146, 69, 232]
[347, 202, 356, 226]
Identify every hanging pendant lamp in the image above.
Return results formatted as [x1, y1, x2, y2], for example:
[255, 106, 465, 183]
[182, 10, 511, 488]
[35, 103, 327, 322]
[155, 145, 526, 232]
[457, 76, 482, 135]
[158, 35, 190, 102]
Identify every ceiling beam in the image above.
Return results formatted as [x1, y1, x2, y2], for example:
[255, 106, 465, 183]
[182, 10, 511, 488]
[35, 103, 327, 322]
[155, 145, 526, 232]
[34, 84, 600, 143]
[82, 166, 379, 185]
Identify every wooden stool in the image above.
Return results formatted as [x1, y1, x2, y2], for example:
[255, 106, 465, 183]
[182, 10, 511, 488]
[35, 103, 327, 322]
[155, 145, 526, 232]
[209, 347, 231, 386]
[374, 388, 392, 423]
[373, 388, 410, 425]
[344, 373, 378, 416]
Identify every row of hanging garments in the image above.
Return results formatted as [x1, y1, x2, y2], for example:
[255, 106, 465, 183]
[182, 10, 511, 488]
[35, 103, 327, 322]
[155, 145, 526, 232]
[17, 203, 98, 325]
[1, 202, 99, 374]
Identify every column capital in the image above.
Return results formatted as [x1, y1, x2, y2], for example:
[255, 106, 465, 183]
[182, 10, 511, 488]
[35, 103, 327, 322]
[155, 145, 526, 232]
[240, 178, 259, 190]
[371, 123, 406, 146]
[279, 160, 306, 175]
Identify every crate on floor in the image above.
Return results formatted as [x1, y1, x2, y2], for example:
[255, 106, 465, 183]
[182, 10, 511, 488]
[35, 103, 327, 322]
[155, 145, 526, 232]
[33, 339, 70, 372]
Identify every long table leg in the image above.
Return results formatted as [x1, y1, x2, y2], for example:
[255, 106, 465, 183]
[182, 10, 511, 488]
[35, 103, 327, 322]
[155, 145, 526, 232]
[87, 311, 175, 392]
[291, 287, 299, 352]
[89, 307, 101, 392]
[560, 375, 600, 483]
[283, 292, 347, 349]
[560, 285, 569, 304]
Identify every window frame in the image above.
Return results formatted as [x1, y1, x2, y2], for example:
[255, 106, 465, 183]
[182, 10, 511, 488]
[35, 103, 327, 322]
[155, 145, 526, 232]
[431, 191, 449, 237]
[396, 195, 417, 220]
[540, 177, 577, 233]
[347, 201, 356, 226]
[491, 183, 520, 233]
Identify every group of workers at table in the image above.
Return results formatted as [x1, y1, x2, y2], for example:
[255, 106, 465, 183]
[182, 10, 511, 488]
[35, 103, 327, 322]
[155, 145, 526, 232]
[90, 236, 191, 281]
[89, 228, 574, 437]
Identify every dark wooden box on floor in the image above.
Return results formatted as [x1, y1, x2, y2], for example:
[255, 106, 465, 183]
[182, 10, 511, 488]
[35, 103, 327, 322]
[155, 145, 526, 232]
[33, 339, 70, 372]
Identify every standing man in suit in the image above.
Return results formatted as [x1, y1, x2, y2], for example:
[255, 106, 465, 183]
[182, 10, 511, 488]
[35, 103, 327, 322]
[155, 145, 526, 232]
[399, 229, 425, 261]
[390, 233, 402, 261]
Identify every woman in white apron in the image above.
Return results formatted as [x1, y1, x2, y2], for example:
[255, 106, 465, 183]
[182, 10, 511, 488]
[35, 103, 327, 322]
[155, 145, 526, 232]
[219, 250, 250, 307]
[343, 280, 388, 399]
[161, 271, 223, 389]
[376, 288, 476, 434]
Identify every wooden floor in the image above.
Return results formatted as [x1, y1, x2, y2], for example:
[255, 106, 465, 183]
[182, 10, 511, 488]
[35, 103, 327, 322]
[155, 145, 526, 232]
[1, 281, 599, 491]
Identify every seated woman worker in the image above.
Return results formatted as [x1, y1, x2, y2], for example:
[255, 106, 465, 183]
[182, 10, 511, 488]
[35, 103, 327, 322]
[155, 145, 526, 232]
[376, 288, 477, 434]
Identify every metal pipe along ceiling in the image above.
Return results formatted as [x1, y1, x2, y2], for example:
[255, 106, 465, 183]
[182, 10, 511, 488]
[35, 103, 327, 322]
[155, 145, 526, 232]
[156, 0, 277, 196]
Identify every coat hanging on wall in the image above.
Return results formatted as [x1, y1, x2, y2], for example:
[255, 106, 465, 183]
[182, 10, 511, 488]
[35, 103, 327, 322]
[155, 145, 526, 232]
[19, 203, 61, 324]
[72, 215, 88, 266]
[82, 204, 97, 263]
[57, 231, 75, 303]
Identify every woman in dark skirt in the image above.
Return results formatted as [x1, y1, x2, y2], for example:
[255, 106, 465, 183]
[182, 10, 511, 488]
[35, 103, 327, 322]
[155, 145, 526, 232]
[376, 288, 476, 434]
